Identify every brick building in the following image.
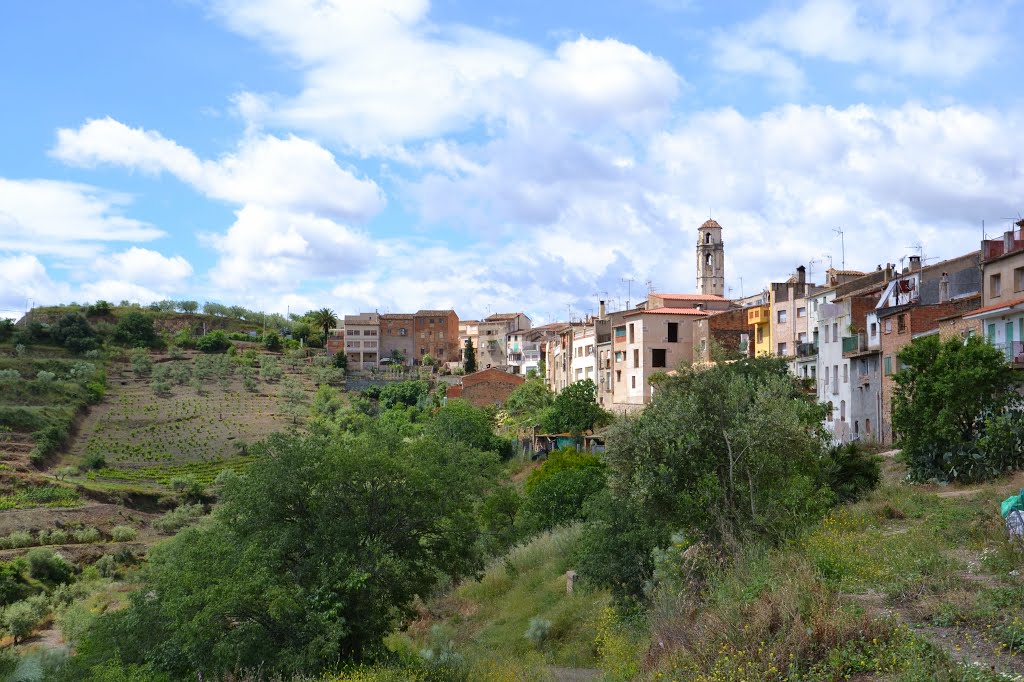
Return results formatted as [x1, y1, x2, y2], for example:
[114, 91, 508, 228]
[379, 314, 415, 366]
[692, 308, 750, 362]
[413, 310, 459, 365]
[446, 367, 525, 408]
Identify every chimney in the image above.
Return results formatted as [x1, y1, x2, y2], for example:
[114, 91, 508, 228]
[599, 300, 606, 320]
[939, 272, 950, 303]
[797, 265, 806, 284]
[909, 255, 921, 271]
[1006, 230, 1016, 253]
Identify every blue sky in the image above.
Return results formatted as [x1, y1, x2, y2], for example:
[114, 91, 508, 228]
[2, 0, 1022, 323]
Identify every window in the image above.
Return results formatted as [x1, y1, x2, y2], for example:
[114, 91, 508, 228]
[897, 314, 906, 333]
[667, 322, 678, 342]
[614, 351, 624, 362]
[865, 418, 871, 434]
[797, 307, 806, 318]
[991, 273, 1003, 298]
[398, 328, 406, 336]
[870, 322, 877, 337]
[631, 375, 636, 388]
[884, 356, 892, 375]
[840, 400, 846, 422]
[705, 232, 711, 244]
[854, 420, 859, 434]
[778, 309, 788, 324]
[822, 326, 828, 343]
[823, 369, 829, 385]
[826, 402, 834, 420]
[884, 319, 892, 334]
[633, 349, 639, 368]
[832, 322, 838, 340]
[778, 342, 788, 355]
[616, 370, 621, 382]
[652, 349, 667, 367]
[628, 323, 635, 343]
[757, 326, 764, 343]
[833, 365, 838, 392]
[420, 347, 427, 355]
[842, 364, 848, 383]
[700, 339, 707, 353]
[798, 332, 807, 344]
[1016, 266, 1024, 292]
[350, 330, 360, 336]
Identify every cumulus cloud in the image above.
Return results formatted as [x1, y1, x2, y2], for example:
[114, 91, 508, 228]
[105, 247, 194, 290]
[0, 178, 162, 257]
[53, 118, 384, 221]
[714, 0, 1005, 89]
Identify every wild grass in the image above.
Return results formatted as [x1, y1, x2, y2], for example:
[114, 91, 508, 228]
[396, 524, 609, 671]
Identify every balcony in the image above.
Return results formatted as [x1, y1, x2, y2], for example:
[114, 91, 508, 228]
[842, 334, 870, 357]
[993, 341, 1024, 367]
[747, 306, 770, 325]
[796, 342, 817, 358]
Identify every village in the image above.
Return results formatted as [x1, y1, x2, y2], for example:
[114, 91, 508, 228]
[325, 216, 1024, 447]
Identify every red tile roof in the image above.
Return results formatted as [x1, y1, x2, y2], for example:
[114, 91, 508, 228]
[624, 307, 711, 317]
[964, 295, 1024, 319]
[651, 292, 727, 301]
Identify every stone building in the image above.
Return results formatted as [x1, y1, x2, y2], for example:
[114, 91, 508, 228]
[446, 368, 525, 408]
[413, 310, 459, 365]
[378, 313, 415, 366]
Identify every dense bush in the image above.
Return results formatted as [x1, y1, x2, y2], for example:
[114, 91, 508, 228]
[894, 335, 1023, 482]
[49, 312, 99, 353]
[152, 503, 205, 535]
[578, 358, 833, 602]
[820, 442, 881, 503]
[195, 330, 230, 353]
[26, 548, 73, 583]
[111, 312, 160, 349]
[70, 431, 497, 677]
[110, 526, 138, 543]
[520, 448, 606, 533]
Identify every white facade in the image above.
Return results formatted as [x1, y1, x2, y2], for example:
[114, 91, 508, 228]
[342, 312, 380, 370]
[813, 290, 854, 441]
[570, 327, 597, 385]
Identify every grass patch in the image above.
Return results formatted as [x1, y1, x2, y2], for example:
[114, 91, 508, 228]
[397, 524, 609, 670]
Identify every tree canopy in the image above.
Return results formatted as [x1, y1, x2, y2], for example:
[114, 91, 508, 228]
[110, 312, 160, 348]
[540, 379, 610, 436]
[463, 338, 477, 373]
[893, 335, 1023, 482]
[70, 431, 498, 677]
[310, 308, 338, 340]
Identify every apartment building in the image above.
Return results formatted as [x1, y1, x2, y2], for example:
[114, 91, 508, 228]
[611, 307, 701, 407]
[967, 220, 1024, 365]
[342, 312, 380, 370]
[379, 313, 415, 366]
[413, 309, 458, 365]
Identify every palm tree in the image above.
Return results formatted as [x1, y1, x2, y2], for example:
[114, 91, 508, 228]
[311, 308, 338, 339]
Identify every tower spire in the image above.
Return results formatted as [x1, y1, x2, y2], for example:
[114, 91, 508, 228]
[696, 218, 725, 297]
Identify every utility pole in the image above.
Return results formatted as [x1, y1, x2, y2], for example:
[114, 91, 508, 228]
[833, 227, 845, 271]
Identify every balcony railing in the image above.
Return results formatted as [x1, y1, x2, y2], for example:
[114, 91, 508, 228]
[992, 341, 1024, 365]
[796, 342, 818, 358]
[842, 333, 869, 356]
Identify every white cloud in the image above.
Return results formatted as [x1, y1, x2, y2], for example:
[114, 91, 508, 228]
[0, 178, 162, 257]
[105, 247, 194, 290]
[53, 118, 384, 221]
[209, 2, 682, 151]
[716, 0, 1005, 88]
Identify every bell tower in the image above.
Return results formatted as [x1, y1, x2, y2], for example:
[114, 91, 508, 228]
[696, 219, 725, 297]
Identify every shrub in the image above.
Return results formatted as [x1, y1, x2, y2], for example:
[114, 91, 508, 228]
[72, 527, 101, 544]
[48, 529, 68, 545]
[85, 452, 106, 470]
[524, 617, 553, 649]
[110, 526, 137, 543]
[0, 563, 27, 607]
[820, 442, 881, 503]
[26, 548, 73, 583]
[153, 503, 205, 535]
[95, 554, 118, 578]
[0, 369, 20, 382]
[36, 370, 56, 383]
[195, 330, 231, 353]
[111, 311, 160, 348]
[5, 532, 33, 549]
[3, 599, 41, 643]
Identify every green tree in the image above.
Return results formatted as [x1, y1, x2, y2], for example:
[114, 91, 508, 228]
[520, 447, 606, 533]
[578, 359, 832, 602]
[463, 338, 477, 373]
[111, 312, 159, 348]
[70, 432, 496, 677]
[263, 331, 283, 352]
[540, 379, 610, 437]
[310, 308, 338, 340]
[195, 330, 231, 353]
[279, 376, 308, 424]
[378, 380, 429, 410]
[178, 301, 199, 314]
[427, 399, 512, 458]
[0, 319, 15, 342]
[50, 312, 99, 353]
[893, 335, 1022, 482]
[503, 378, 553, 426]
[332, 351, 348, 370]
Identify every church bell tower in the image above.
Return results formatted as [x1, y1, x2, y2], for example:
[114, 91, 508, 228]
[696, 219, 725, 297]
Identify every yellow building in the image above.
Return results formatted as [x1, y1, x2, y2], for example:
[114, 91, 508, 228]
[747, 304, 772, 356]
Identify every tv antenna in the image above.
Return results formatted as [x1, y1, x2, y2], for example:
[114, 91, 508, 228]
[833, 227, 845, 271]
[621, 277, 634, 310]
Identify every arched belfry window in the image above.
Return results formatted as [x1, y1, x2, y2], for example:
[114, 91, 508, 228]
[705, 232, 711, 244]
